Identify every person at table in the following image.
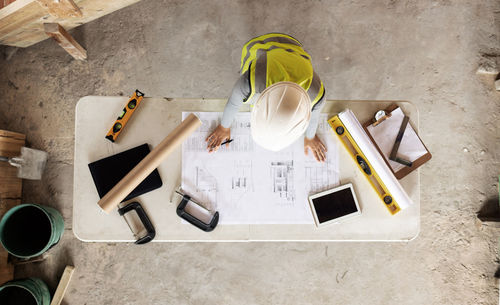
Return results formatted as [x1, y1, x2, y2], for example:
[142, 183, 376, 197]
[205, 33, 327, 162]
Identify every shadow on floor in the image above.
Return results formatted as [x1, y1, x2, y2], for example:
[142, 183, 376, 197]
[477, 197, 500, 221]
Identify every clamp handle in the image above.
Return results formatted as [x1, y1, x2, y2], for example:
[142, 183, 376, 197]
[118, 202, 156, 244]
[176, 194, 219, 232]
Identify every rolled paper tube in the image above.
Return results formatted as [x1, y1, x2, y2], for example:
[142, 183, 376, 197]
[98, 113, 202, 213]
[338, 109, 413, 210]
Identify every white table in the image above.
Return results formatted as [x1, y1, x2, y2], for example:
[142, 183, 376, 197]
[73, 97, 420, 241]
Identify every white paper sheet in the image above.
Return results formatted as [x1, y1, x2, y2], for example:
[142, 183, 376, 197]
[181, 112, 340, 224]
[366, 107, 427, 172]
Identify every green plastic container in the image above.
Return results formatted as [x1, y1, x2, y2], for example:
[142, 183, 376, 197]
[0, 204, 64, 259]
[0, 278, 51, 305]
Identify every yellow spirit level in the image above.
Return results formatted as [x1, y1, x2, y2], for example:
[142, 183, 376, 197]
[105, 90, 145, 143]
[328, 111, 406, 215]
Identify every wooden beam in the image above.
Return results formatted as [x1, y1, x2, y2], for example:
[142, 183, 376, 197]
[50, 266, 75, 305]
[0, 130, 25, 154]
[3, 0, 18, 8]
[0, 0, 46, 43]
[0, 0, 141, 48]
[0, 251, 14, 285]
[44, 22, 86, 60]
[36, 0, 82, 18]
[0, 0, 38, 20]
[5, 0, 17, 5]
[0, 130, 25, 201]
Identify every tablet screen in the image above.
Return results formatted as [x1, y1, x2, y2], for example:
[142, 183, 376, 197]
[312, 188, 359, 224]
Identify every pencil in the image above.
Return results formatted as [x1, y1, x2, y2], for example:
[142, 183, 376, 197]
[220, 139, 233, 146]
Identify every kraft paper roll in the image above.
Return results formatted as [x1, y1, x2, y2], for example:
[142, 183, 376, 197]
[98, 113, 202, 213]
[339, 109, 413, 209]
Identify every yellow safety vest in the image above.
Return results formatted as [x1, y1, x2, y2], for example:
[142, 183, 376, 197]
[240, 33, 325, 107]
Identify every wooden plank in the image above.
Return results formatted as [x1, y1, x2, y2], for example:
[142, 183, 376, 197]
[44, 22, 86, 60]
[0, 0, 46, 41]
[0, 129, 24, 203]
[0, 0, 141, 47]
[50, 266, 75, 305]
[0, 25, 46, 47]
[0, 198, 20, 220]
[0, 0, 39, 21]
[0, 130, 26, 147]
[0, 167, 22, 197]
[0, 0, 17, 9]
[0, 0, 50, 46]
[0, 130, 24, 198]
[0, 134, 25, 149]
[0, 130, 24, 286]
[0, 250, 14, 285]
[36, 0, 82, 18]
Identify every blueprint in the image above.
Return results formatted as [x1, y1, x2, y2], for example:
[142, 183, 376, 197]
[181, 112, 340, 224]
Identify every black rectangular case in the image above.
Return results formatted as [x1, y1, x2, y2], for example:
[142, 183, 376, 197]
[88, 143, 163, 202]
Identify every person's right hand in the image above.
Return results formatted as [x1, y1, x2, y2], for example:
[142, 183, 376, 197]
[304, 135, 327, 162]
[206, 125, 231, 153]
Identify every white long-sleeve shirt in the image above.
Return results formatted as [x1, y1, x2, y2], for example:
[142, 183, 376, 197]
[220, 70, 326, 139]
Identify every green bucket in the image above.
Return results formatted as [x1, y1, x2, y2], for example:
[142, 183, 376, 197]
[0, 278, 51, 305]
[0, 204, 64, 259]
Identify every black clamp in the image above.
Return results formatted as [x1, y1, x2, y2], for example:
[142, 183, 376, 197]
[118, 202, 156, 244]
[176, 193, 219, 232]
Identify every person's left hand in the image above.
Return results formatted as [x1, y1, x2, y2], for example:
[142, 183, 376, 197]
[304, 135, 327, 162]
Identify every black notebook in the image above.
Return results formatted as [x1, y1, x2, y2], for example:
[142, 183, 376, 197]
[88, 144, 163, 202]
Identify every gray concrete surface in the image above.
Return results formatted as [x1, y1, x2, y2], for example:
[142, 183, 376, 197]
[1, 0, 499, 304]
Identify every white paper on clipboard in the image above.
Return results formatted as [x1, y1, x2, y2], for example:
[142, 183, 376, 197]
[366, 107, 427, 172]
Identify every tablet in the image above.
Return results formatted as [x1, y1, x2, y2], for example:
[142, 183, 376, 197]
[308, 183, 361, 227]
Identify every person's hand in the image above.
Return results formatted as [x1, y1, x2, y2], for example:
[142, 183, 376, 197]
[206, 125, 231, 153]
[304, 135, 327, 162]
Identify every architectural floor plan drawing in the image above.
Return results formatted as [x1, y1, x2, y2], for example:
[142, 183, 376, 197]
[182, 112, 340, 224]
[270, 160, 295, 204]
[231, 160, 253, 191]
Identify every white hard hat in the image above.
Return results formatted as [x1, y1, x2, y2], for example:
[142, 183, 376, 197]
[251, 81, 311, 151]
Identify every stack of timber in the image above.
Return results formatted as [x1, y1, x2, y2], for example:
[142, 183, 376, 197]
[0, 130, 25, 285]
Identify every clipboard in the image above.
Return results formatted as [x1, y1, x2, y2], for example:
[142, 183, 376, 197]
[363, 104, 431, 179]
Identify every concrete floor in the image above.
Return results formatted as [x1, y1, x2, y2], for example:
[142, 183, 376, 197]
[1, 0, 499, 304]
